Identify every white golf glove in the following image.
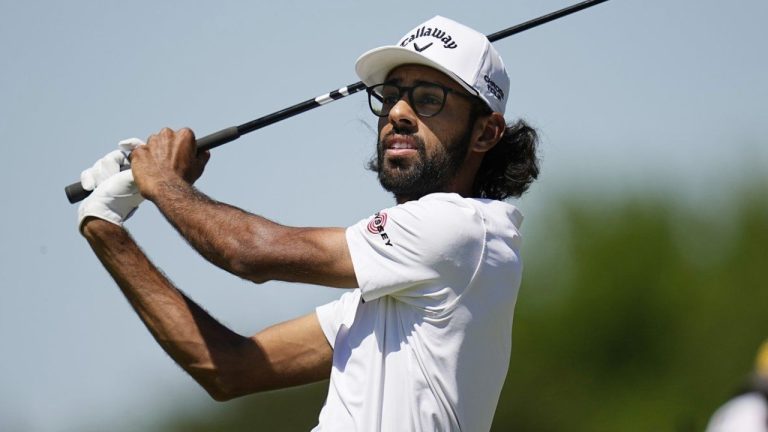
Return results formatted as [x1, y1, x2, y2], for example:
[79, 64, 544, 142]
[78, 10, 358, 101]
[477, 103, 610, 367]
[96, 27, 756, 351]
[77, 138, 145, 231]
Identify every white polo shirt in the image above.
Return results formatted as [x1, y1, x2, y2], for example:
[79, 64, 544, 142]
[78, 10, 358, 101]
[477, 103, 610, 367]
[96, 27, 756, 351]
[705, 392, 768, 432]
[313, 193, 524, 432]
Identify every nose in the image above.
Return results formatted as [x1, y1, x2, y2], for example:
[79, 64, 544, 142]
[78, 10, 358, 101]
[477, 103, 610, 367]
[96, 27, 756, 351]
[387, 98, 418, 129]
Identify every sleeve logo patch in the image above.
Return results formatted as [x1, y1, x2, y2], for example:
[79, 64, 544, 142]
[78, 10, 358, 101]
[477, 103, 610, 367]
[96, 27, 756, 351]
[366, 212, 393, 246]
[367, 212, 388, 234]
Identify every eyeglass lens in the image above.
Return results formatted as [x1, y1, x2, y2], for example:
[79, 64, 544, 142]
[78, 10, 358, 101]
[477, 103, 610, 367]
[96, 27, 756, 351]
[369, 84, 447, 117]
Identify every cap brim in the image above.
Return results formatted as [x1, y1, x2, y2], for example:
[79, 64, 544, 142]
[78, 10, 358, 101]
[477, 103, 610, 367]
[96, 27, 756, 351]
[355, 46, 478, 97]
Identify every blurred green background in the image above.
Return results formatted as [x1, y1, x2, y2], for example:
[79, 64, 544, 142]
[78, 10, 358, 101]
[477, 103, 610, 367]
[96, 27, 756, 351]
[130, 181, 766, 432]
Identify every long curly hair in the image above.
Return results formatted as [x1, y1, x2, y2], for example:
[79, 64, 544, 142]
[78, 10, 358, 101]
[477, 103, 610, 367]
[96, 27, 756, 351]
[472, 116, 540, 200]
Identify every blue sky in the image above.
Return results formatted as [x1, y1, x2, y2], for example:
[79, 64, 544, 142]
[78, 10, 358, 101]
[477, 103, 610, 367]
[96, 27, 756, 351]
[1, 0, 766, 430]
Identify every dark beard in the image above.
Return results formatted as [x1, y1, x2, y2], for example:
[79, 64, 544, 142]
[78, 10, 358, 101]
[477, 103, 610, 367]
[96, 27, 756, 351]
[367, 126, 473, 201]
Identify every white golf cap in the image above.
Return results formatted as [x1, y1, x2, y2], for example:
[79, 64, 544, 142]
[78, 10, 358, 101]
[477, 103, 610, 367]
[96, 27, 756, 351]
[355, 15, 510, 115]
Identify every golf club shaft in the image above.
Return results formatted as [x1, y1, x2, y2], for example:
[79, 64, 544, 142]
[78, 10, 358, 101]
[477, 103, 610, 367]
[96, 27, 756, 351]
[65, 0, 610, 204]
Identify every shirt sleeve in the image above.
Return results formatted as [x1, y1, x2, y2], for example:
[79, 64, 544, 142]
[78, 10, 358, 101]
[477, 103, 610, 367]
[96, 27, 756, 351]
[345, 195, 486, 306]
[315, 289, 362, 348]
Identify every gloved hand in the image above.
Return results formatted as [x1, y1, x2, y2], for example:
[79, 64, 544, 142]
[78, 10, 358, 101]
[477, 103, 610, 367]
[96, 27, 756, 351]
[79, 138, 143, 191]
[77, 138, 145, 232]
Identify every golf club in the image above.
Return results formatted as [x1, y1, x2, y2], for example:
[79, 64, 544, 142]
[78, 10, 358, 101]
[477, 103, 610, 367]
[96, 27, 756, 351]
[65, 0, 610, 203]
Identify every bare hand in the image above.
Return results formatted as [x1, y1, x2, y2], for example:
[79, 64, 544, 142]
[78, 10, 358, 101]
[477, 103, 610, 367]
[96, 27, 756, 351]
[131, 128, 211, 200]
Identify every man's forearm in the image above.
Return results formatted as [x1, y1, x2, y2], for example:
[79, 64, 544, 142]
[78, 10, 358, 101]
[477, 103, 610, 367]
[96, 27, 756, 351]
[82, 219, 247, 399]
[145, 177, 283, 282]
[124, 128, 355, 287]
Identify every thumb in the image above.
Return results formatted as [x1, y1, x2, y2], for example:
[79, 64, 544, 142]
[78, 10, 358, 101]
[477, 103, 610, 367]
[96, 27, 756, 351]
[97, 169, 138, 197]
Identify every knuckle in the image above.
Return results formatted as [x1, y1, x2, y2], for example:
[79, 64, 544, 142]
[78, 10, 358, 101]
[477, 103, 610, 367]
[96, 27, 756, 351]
[178, 127, 195, 138]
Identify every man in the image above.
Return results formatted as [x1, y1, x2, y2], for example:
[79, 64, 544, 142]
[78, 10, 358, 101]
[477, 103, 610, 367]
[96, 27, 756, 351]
[79, 16, 539, 431]
[705, 340, 768, 432]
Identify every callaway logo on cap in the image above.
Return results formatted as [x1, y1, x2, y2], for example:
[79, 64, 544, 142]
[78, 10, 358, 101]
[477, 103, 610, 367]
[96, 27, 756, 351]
[355, 15, 510, 115]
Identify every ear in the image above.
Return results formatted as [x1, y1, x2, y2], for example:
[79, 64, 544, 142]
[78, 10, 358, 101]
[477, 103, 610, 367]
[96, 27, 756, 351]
[470, 112, 506, 154]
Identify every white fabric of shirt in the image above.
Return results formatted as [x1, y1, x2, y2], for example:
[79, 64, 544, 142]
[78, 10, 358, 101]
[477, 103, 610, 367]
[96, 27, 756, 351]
[705, 393, 768, 432]
[313, 193, 524, 432]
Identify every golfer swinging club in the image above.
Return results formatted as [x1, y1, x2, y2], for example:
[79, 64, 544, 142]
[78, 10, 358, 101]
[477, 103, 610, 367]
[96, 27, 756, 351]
[79, 16, 539, 431]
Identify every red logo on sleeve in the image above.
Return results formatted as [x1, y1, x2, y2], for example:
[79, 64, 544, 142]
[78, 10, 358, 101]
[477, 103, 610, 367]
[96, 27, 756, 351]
[366, 212, 393, 246]
[367, 212, 388, 234]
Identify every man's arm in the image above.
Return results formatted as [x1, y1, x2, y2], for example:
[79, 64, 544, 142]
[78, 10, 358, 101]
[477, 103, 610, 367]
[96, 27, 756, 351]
[83, 219, 333, 400]
[130, 128, 357, 288]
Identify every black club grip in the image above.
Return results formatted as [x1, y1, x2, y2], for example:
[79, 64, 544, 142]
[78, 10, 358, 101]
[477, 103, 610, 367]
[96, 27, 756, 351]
[65, 181, 91, 204]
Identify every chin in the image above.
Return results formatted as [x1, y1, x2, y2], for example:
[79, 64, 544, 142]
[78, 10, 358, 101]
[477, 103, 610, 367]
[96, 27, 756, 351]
[384, 153, 417, 167]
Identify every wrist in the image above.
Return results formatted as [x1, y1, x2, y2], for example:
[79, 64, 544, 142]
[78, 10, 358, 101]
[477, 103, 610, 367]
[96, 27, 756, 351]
[139, 174, 188, 203]
[77, 170, 144, 232]
[81, 217, 125, 239]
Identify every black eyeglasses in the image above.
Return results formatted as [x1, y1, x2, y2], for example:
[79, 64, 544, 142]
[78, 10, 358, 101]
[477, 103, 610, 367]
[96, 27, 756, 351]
[366, 82, 478, 118]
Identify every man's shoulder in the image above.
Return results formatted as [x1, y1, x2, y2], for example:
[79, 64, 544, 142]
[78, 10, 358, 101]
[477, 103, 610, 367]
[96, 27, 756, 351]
[401, 193, 523, 230]
[400, 192, 478, 214]
[352, 193, 522, 252]
[706, 392, 768, 432]
[352, 193, 486, 254]
[388, 193, 485, 234]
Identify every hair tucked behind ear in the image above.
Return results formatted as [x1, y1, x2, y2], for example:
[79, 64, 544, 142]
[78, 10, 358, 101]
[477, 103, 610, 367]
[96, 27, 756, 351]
[472, 118, 540, 200]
